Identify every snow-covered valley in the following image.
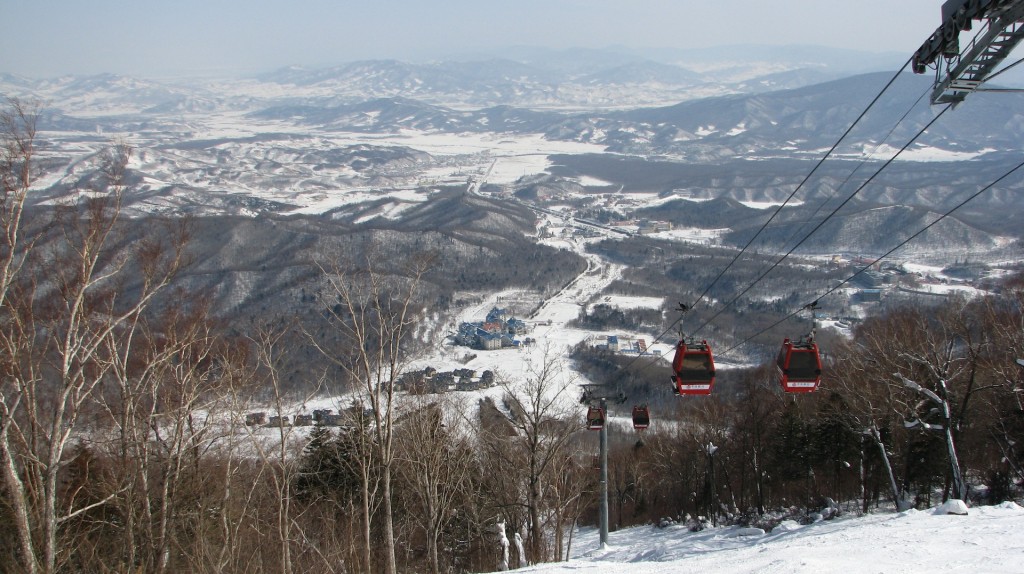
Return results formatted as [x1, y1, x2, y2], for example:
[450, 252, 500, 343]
[8, 56, 1022, 413]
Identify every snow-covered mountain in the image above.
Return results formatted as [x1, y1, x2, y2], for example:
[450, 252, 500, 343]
[5, 47, 1024, 260]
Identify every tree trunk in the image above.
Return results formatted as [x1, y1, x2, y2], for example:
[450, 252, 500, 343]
[382, 468, 397, 574]
[870, 426, 903, 510]
[529, 471, 542, 563]
[0, 434, 38, 574]
[944, 424, 967, 501]
[360, 463, 372, 574]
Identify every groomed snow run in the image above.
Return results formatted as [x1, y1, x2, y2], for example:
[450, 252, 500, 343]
[513, 502, 1024, 574]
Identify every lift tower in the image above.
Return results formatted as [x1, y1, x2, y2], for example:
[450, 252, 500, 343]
[580, 384, 625, 548]
[913, 0, 1024, 105]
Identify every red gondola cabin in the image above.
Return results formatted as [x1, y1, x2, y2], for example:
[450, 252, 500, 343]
[631, 405, 650, 430]
[586, 407, 606, 430]
[671, 339, 716, 395]
[776, 338, 822, 393]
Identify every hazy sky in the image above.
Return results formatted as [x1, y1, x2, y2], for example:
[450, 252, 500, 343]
[3, 0, 949, 77]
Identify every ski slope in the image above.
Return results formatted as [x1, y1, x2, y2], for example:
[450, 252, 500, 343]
[517, 502, 1024, 573]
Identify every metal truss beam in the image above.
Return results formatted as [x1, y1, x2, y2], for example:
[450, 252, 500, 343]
[913, 0, 1024, 104]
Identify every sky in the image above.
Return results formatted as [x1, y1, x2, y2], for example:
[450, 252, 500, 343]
[2, 0, 950, 78]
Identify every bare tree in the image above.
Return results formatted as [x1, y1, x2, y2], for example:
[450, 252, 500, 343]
[730, 367, 781, 514]
[394, 395, 476, 574]
[101, 296, 231, 573]
[245, 324, 342, 574]
[828, 337, 906, 511]
[543, 447, 590, 561]
[976, 289, 1024, 486]
[0, 106, 188, 573]
[890, 301, 994, 503]
[0, 96, 42, 574]
[308, 250, 433, 574]
[483, 347, 581, 564]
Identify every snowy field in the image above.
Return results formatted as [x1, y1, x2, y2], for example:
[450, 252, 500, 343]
[516, 502, 1024, 574]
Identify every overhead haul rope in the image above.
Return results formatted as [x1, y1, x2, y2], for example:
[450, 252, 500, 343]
[680, 56, 915, 321]
[736, 84, 934, 340]
[690, 103, 953, 338]
[778, 87, 932, 258]
[717, 154, 1024, 359]
[609, 58, 918, 377]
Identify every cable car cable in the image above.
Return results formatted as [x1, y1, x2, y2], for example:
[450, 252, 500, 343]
[602, 60, 922, 384]
[604, 61, 946, 386]
[690, 103, 953, 338]
[604, 65, 1015, 386]
[716, 154, 1024, 359]
[681, 57, 915, 319]
[734, 85, 934, 335]
[776, 87, 932, 260]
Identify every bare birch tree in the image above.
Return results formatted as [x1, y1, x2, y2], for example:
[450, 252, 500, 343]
[0, 109, 188, 573]
[0, 96, 42, 574]
[483, 348, 580, 564]
[829, 337, 907, 511]
[394, 395, 476, 574]
[308, 250, 433, 574]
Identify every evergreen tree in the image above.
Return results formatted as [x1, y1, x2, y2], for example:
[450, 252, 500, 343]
[294, 423, 362, 498]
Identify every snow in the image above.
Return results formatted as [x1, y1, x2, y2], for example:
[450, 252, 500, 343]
[902, 283, 985, 297]
[487, 153, 553, 184]
[515, 502, 1024, 574]
[649, 227, 727, 245]
[578, 175, 614, 187]
[374, 131, 607, 158]
[599, 295, 664, 310]
[351, 200, 419, 223]
[738, 199, 805, 209]
[290, 187, 429, 215]
[725, 123, 747, 136]
[901, 262, 944, 275]
[399, 224, 715, 399]
[403, 246, 632, 394]
[848, 143, 997, 163]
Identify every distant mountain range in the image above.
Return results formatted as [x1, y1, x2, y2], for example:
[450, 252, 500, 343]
[0, 45, 923, 112]
[3, 46, 1023, 263]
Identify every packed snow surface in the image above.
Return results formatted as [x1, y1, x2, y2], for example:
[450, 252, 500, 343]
[516, 502, 1024, 574]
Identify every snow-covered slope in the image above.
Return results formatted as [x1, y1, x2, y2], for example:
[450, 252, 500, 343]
[522, 502, 1024, 574]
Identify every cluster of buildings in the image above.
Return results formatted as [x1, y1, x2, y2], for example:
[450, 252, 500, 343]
[609, 219, 673, 235]
[455, 306, 533, 350]
[592, 334, 656, 355]
[244, 408, 346, 428]
[397, 367, 497, 394]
